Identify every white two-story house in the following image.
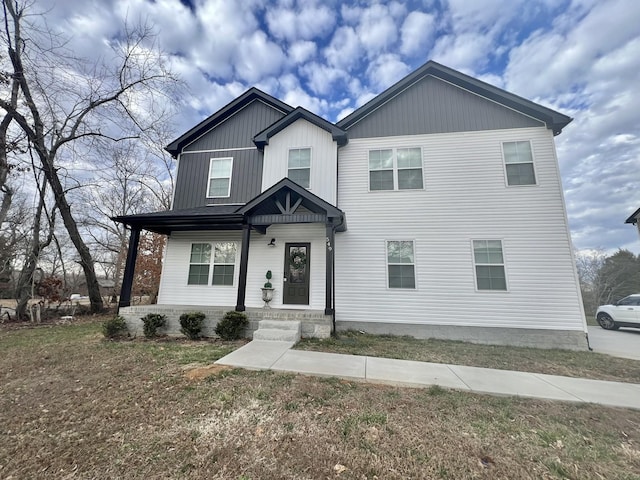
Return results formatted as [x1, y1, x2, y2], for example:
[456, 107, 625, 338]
[115, 61, 588, 349]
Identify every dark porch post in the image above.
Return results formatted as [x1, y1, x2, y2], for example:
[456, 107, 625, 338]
[118, 226, 141, 309]
[325, 223, 335, 315]
[235, 224, 251, 311]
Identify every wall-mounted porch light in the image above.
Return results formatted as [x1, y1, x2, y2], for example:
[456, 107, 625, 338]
[267, 238, 276, 247]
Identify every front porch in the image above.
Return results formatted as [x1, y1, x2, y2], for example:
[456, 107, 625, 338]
[119, 304, 332, 339]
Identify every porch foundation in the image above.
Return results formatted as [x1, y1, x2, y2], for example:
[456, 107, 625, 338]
[119, 304, 332, 339]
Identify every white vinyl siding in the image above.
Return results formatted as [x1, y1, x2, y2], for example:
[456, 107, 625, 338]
[335, 127, 585, 331]
[472, 240, 507, 291]
[387, 240, 416, 289]
[207, 157, 232, 197]
[262, 118, 337, 204]
[288, 148, 311, 188]
[503, 141, 536, 186]
[369, 147, 423, 191]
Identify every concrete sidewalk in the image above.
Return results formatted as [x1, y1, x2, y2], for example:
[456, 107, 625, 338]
[216, 340, 640, 410]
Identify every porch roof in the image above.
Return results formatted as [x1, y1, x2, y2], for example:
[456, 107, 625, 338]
[112, 178, 346, 234]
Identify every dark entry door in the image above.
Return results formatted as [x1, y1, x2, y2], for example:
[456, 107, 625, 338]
[283, 243, 310, 305]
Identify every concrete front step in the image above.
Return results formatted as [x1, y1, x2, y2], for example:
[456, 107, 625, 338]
[253, 320, 302, 342]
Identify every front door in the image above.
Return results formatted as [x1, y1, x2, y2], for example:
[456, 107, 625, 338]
[283, 243, 310, 305]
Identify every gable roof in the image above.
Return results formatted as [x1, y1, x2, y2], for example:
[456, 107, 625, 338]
[337, 60, 572, 136]
[165, 88, 294, 156]
[625, 207, 640, 224]
[253, 106, 348, 149]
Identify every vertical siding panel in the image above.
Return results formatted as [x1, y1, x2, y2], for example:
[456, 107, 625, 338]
[347, 76, 542, 139]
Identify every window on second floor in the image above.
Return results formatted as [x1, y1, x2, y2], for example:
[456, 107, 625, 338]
[207, 157, 233, 197]
[369, 147, 423, 191]
[288, 148, 311, 188]
[503, 141, 536, 186]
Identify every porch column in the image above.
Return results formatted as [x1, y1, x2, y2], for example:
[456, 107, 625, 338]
[325, 223, 335, 315]
[118, 226, 141, 309]
[235, 224, 251, 311]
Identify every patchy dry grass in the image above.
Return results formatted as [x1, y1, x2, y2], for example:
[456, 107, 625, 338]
[1, 319, 640, 479]
[296, 331, 640, 384]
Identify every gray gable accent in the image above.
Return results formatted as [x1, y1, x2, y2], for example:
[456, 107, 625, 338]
[166, 87, 293, 156]
[338, 60, 572, 137]
[186, 100, 287, 151]
[344, 75, 544, 139]
[173, 149, 264, 209]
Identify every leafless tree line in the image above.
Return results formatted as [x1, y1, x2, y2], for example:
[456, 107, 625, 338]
[0, 0, 181, 318]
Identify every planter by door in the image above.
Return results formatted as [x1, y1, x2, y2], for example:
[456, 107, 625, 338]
[283, 243, 310, 305]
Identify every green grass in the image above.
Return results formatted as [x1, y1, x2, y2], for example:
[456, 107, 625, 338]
[296, 330, 640, 383]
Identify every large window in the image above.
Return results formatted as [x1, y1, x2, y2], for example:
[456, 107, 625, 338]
[503, 141, 535, 186]
[369, 147, 423, 191]
[288, 148, 311, 188]
[187, 242, 236, 286]
[207, 158, 233, 197]
[188, 243, 211, 285]
[387, 240, 416, 289]
[212, 242, 237, 285]
[473, 240, 507, 291]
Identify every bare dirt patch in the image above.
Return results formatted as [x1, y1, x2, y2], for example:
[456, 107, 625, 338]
[183, 364, 233, 380]
[1, 320, 639, 479]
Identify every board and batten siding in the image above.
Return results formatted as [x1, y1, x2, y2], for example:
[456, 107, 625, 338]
[158, 224, 326, 310]
[262, 119, 338, 204]
[334, 126, 586, 331]
[346, 75, 543, 139]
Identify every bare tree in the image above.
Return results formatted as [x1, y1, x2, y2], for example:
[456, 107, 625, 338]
[0, 0, 180, 312]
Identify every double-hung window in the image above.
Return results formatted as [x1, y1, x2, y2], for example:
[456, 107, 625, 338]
[188, 243, 211, 285]
[473, 240, 507, 291]
[288, 148, 311, 188]
[503, 141, 535, 186]
[212, 242, 236, 285]
[187, 242, 236, 286]
[387, 240, 416, 289]
[369, 147, 423, 191]
[208, 158, 233, 197]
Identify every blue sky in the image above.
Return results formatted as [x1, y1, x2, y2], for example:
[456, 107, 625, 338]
[39, 0, 640, 253]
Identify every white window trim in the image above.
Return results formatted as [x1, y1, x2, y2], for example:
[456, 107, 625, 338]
[287, 147, 312, 190]
[211, 241, 238, 287]
[501, 140, 538, 187]
[471, 239, 509, 292]
[207, 157, 233, 198]
[385, 239, 418, 290]
[187, 242, 211, 286]
[368, 147, 424, 192]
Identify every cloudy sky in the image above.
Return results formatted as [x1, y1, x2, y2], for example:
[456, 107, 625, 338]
[37, 0, 640, 253]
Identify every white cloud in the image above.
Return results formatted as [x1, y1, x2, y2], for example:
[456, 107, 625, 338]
[324, 26, 361, 70]
[356, 4, 399, 56]
[235, 31, 286, 83]
[366, 54, 410, 91]
[431, 33, 494, 71]
[400, 11, 436, 56]
[300, 63, 346, 95]
[288, 40, 317, 64]
[265, 2, 336, 42]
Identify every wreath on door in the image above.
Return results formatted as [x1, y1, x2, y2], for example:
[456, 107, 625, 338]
[289, 249, 307, 269]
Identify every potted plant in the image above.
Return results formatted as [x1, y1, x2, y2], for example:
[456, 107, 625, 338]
[261, 270, 274, 308]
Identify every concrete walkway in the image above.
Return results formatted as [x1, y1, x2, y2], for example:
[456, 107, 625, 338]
[216, 340, 640, 410]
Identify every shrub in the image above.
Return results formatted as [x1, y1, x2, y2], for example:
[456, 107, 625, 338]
[141, 313, 166, 338]
[215, 311, 248, 340]
[264, 270, 273, 288]
[102, 315, 128, 339]
[180, 311, 206, 340]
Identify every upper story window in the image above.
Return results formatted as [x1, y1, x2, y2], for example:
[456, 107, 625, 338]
[369, 147, 423, 191]
[503, 141, 535, 186]
[288, 148, 311, 188]
[472, 240, 507, 291]
[207, 158, 233, 197]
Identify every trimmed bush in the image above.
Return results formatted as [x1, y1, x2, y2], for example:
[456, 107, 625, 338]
[141, 313, 166, 338]
[215, 311, 248, 340]
[180, 311, 206, 340]
[102, 315, 128, 339]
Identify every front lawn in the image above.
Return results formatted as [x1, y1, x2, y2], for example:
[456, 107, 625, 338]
[296, 330, 640, 383]
[1, 319, 639, 479]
